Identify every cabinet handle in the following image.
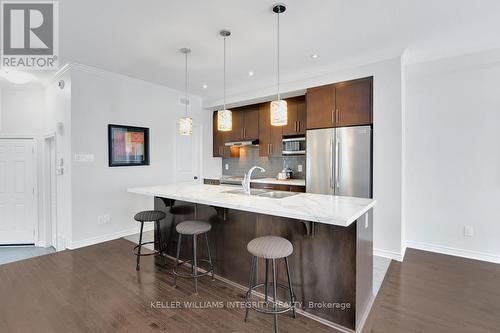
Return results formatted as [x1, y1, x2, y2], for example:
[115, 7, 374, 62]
[294, 121, 298, 132]
[331, 109, 335, 125]
[297, 121, 300, 132]
[270, 143, 273, 155]
[336, 108, 340, 123]
[244, 128, 246, 138]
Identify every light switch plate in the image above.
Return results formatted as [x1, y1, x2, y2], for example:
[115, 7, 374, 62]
[297, 165, 303, 172]
[225, 163, 229, 170]
[74, 154, 95, 162]
[464, 225, 474, 237]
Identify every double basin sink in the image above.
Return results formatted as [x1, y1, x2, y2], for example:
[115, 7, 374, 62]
[222, 188, 298, 199]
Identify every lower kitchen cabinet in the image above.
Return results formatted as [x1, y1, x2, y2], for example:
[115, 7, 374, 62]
[251, 182, 306, 193]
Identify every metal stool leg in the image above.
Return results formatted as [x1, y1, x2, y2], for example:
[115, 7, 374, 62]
[174, 233, 182, 287]
[136, 222, 144, 271]
[272, 259, 278, 333]
[205, 233, 215, 280]
[285, 257, 296, 318]
[155, 220, 167, 267]
[264, 259, 269, 303]
[245, 256, 256, 322]
[193, 234, 198, 294]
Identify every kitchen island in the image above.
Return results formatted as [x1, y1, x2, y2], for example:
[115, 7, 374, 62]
[128, 182, 376, 332]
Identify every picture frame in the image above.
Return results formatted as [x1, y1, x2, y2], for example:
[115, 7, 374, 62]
[108, 124, 150, 167]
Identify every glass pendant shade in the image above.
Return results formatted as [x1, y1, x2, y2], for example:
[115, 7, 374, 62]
[218, 109, 232, 131]
[178, 116, 192, 136]
[270, 99, 287, 126]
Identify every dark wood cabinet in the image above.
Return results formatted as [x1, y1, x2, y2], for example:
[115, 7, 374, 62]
[306, 77, 372, 129]
[213, 111, 224, 157]
[227, 110, 244, 142]
[259, 102, 283, 157]
[282, 96, 307, 136]
[335, 78, 372, 127]
[226, 106, 259, 142]
[243, 106, 259, 139]
[306, 84, 335, 129]
[251, 182, 306, 193]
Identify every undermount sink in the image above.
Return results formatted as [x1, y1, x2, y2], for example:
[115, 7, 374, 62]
[223, 188, 298, 199]
[223, 189, 268, 196]
[257, 191, 298, 199]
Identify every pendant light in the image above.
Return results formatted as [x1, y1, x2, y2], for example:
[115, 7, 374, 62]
[178, 48, 193, 136]
[217, 30, 232, 131]
[270, 3, 287, 126]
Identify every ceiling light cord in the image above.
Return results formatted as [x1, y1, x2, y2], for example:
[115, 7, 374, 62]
[184, 51, 188, 117]
[223, 35, 227, 110]
[277, 9, 280, 101]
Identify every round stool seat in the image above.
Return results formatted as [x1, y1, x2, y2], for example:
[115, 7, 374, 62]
[176, 220, 211, 235]
[247, 236, 293, 259]
[134, 210, 166, 222]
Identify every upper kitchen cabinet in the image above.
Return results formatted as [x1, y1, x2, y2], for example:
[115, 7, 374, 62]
[282, 96, 307, 136]
[306, 84, 335, 129]
[242, 105, 259, 139]
[259, 102, 283, 157]
[226, 106, 259, 142]
[213, 111, 225, 157]
[306, 77, 372, 129]
[335, 77, 372, 127]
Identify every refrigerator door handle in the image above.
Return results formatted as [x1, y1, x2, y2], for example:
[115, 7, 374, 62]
[330, 138, 334, 189]
[335, 138, 340, 189]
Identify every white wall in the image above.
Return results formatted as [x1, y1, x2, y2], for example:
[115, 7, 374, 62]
[68, 65, 212, 246]
[405, 50, 500, 262]
[204, 57, 405, 259]
[0, 87, 44, 134]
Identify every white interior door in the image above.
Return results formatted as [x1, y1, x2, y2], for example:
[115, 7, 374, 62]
[0, 139, 36, 245]
[175, 125, 202, 182]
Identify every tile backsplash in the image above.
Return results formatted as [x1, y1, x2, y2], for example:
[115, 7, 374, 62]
[222, 146, 306, 179]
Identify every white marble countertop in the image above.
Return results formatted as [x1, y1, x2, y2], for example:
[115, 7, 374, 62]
[251, 178, 305, 186]
[127, 182, 375, 227]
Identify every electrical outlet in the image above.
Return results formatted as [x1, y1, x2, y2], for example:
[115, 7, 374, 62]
[464, 225, 474, 237]
[225, 163, 229, 170]
[97, 214, 111, 225]
[297, 165, 303, 172]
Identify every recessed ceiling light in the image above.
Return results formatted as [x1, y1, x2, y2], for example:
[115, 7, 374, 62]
[248, 71, 254, 77]
[202, 84, 208, 89]
[310, 54, 319, 59]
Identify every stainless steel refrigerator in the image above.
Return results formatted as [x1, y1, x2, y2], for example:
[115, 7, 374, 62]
[306, 126, 372, 198]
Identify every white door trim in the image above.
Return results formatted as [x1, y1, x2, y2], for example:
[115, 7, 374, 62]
[42, 132, 58, 250]
[0, 136, 38, 245]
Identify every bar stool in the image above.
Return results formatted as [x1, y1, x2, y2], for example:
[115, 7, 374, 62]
[245, 236, 296, 333]
[133, 210, 167, 271]
[173, 220, 214, 294]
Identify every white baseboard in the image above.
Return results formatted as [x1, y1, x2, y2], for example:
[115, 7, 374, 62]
[405, 241, 500, 264]
[373, 248, 404, 262]
[68, 225, 154, 250]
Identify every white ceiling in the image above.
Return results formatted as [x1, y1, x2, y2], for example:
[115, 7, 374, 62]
[14, 1, 500, 98]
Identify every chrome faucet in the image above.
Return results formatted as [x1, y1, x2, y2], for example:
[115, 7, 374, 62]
[242, 166, 266, 195]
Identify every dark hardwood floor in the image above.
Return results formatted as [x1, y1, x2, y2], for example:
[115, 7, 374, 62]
[2, 240, 500, 333]
[363, 248, 500, 333]
[0, 238, 338, 333]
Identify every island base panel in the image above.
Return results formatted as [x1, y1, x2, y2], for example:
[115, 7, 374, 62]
[153, 197, 373, 331]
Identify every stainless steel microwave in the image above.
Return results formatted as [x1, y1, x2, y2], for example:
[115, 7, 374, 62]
[282, 137, 306, 155]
